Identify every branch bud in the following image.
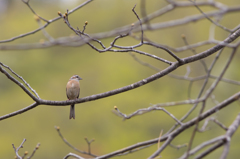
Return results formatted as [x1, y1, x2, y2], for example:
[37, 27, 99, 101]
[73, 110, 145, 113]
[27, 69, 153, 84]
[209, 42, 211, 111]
[114, 106, 117, 110]
[34, 15, 40, 22]
[39, 39, 45, 44]
[85, 21, 88, 25]
[181, 34, 185, 38]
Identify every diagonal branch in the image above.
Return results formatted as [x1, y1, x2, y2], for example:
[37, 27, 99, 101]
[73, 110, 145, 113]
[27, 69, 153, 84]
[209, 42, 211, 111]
[1, 27, 240, 121]
[190, 0, 232, 33]
[90, 92, 240, 159]
[0, 64, 39, 101]
[194, 113, 240, 159]
[0, 62, 40, 98]
[21, 0, 49, 22]
[186, 47, 237, 158]
[0, 0, 93, 43]
[178, 136, 225, 159]
[220, 113, 240, 159]
[148, 136, 173, 159]
[0, 103, 39, 121]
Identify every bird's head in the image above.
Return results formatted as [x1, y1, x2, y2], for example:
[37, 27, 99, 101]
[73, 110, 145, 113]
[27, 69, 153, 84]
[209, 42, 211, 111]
[70, 75, 82, 81]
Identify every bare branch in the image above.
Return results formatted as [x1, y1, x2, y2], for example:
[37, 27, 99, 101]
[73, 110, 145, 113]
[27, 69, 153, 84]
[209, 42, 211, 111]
[169, 143, 188, 150]
[12, 139, 26, 159]
[84, 137, 95, 155]
[189, 0, 232, 33]
[0, 103, 38, 121]
[220, 113, 240, 159]
[132, 4, 144, 43]
[21, 0, 48, 22]
[179, 136, 225, 159]
[186, 47, 237, 158]
[93, 92, 240, 159]
[0, 0, 93, 43]
[194, 141, 224, 159]
[27, 143, 40, 159]
[1, 1, 240, 158]
[114, 106, 183, 126]
[148, 136, 173, 159]
[55, 126, 97, 157]
[0, 62, 40, 98]
[63, 153, 84, 159]
[199, 117, 228, 132]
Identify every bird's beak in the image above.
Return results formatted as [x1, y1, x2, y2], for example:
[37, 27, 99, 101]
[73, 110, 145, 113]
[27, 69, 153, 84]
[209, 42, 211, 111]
[78, 77, 83, 80]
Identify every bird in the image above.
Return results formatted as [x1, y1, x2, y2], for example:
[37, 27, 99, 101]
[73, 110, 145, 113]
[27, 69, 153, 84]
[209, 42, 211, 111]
[66, 75, 82, 119]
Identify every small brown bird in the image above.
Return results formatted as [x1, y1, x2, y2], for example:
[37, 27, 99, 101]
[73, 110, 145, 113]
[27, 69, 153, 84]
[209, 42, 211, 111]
[66, 75, 82, 119]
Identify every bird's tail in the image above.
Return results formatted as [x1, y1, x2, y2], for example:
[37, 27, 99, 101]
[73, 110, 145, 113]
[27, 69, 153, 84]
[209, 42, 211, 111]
[69, 104, 75, 119]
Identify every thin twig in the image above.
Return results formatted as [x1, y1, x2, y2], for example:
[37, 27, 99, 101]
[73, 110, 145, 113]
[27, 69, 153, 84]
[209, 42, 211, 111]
[178, 136, 225, 159]
[158, 130, 163, 149]
[84, 137, 95, 155]
[27, 143, 40, 159]
[0, 62, 40, 98]
[185, 48, 237, 158]
[199, 117, 228, 132]
[55, 126, 97, 157]
[114, 106, 183, 126]
[169, 143, 188, 150]
[220, 113, 240, 159]
[132, 4, 144, 43]
[96, 92, 240, 159]
[0, 0, 93, 43]
[190, 0, 232, 33]
[21, 0, 49, 22]
[13, 139, 26, 159]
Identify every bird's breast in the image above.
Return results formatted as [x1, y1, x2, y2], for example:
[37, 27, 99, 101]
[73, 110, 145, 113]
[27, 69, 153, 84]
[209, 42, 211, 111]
[66, 80, 80, 99]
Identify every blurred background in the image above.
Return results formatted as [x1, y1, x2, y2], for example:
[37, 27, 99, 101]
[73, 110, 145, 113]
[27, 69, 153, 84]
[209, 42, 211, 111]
[0, 0, 240, 158]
